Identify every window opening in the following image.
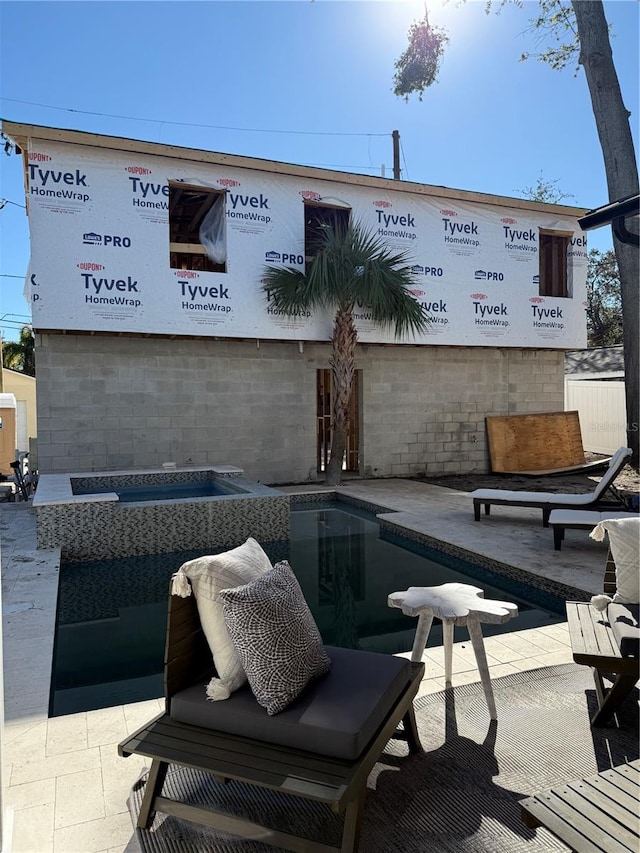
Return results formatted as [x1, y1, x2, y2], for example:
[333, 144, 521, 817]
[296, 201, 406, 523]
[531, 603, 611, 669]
[539, 230, 570, 298]
[304, 203, 350, 272]
[169, 183, 226, 273]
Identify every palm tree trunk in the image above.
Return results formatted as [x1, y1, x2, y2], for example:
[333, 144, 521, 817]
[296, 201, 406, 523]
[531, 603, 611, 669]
[326, 306, 357, 486]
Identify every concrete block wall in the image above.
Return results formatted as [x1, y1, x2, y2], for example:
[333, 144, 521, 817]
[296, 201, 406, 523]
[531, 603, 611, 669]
[358, 346, 566, 477]
[35, 333, 565, 482]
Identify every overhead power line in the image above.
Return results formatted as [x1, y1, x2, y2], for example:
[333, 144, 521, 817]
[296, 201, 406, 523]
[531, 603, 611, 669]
[2, 97, 389, 138]
[0, 198, 26, 209]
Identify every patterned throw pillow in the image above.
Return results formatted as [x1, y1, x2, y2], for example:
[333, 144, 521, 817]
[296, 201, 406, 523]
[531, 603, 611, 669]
[171, 538, 272, 700]
[590, 517, 640, 608]
[220, 560, 331, 715]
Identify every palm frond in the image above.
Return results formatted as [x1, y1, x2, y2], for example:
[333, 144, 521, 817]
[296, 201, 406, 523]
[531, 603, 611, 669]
[261, 219, 430, 339]
[261, 266, 311, 314]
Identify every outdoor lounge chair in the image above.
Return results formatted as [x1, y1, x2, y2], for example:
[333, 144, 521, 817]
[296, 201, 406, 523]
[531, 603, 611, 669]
[118, 579, 425, 853]
[470, 446, 632, 525]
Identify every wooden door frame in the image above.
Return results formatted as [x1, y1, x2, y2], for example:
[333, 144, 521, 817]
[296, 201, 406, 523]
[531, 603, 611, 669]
[316, 369, 360, 473]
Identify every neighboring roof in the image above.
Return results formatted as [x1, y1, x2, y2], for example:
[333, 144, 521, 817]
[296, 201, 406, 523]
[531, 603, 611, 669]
[1, 120, 588, 218]
[564, 346, 624, 379]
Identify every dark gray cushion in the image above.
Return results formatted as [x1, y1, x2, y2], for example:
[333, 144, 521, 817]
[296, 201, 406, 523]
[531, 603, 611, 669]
[609, 603, 640, 658]
[169, 645, 413, 760]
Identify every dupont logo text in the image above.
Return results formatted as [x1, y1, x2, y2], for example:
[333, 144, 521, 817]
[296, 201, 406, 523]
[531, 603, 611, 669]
[77, 262, 104, 271]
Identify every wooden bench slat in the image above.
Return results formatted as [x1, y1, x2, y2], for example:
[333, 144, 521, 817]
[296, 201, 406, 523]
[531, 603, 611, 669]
[149, 716, 354, 775]
[523, 788, 635, 853]
[567, 602, 621, 661]
[568, 779, 639, 843]
[521, 762, 640, 853]
[122, 722, 353, 796]
[588, 765, 640, 812]
[521, 796, 614, 853]
[579, 606, 618, 658]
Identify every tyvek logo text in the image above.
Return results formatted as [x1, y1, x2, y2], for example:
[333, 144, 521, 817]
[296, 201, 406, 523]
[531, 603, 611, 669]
[29, 163, 90, 202]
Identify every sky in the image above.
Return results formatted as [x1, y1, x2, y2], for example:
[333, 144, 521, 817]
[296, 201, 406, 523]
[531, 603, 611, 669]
[0, 0, 638, 342]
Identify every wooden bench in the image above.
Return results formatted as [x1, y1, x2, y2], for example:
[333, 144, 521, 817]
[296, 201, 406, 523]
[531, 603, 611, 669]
[119, 583, 425, 853]
[520, 759, 640, 852]
[566, 601, 639, 726]
[566, 551, 639, 726]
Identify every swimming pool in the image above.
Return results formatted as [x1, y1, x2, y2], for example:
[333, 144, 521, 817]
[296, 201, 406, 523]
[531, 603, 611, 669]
[49, 498, 565, 717]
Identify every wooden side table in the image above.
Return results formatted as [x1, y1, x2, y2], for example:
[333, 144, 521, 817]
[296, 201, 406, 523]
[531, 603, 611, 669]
[388, 582, 518, 719]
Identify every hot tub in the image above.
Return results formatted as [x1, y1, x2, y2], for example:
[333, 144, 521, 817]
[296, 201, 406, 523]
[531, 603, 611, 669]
[33, 465, 290, 560]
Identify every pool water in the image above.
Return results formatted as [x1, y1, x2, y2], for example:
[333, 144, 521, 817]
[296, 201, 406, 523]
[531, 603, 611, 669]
[49, 501, 564, 716]
[72, 480, 242, 501]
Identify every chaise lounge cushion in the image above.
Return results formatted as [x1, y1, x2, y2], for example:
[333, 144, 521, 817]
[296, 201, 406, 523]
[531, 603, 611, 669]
[220, 560, 331, 715]
[169, 644, 413, 760]
[170, 538, 272, 701]
[470, 489, 610, 506]
[608, 603, 640, 658]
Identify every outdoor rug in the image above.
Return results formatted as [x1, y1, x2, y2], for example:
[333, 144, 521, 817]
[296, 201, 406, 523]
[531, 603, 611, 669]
[127, 663, 639, 853]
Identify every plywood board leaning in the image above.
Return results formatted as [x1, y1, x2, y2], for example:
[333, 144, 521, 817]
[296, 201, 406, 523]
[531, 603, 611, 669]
[486, 411, 585, 473]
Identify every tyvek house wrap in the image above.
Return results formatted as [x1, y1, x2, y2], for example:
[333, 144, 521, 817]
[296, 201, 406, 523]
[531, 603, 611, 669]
[22, 138, 588, 349]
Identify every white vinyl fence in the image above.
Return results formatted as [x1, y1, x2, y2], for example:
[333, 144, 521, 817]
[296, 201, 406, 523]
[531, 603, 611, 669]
[565, 379, 627, 454]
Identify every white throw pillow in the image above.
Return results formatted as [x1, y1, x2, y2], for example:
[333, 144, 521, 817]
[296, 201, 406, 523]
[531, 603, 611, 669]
[590, 517, 640, 609]
[171, 537, 272, 699]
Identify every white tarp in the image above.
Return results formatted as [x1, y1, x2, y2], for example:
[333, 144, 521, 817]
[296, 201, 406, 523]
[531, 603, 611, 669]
[25, 140, 588, 348]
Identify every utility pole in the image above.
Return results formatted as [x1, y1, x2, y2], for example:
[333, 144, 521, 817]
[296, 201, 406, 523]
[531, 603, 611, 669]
[392, 130, 401, 180]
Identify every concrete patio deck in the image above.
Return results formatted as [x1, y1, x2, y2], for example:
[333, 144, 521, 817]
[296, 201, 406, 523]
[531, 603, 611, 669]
[0, 479, 619, 852]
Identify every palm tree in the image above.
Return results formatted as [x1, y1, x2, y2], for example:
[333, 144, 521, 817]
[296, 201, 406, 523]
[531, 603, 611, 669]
[262, 221, 429, 485]
[2, 325, 35, 376]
